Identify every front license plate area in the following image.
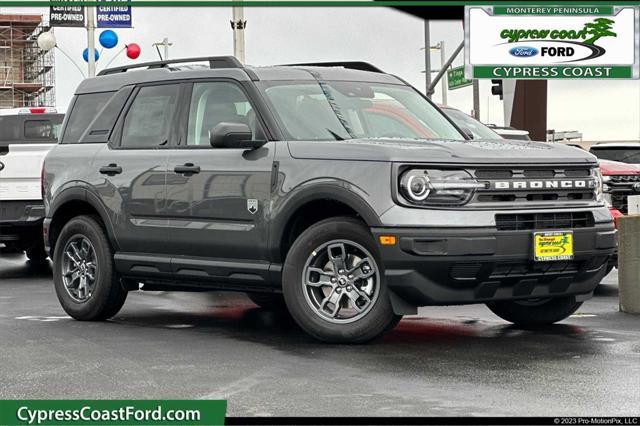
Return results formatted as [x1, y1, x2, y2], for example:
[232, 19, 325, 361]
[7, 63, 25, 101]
[533, 231, 574, 262]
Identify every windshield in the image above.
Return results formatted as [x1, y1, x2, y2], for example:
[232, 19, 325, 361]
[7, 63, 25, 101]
[259, 81, 465, 141]
[441, 108, 501, 140]
[590, 147, 640, 164]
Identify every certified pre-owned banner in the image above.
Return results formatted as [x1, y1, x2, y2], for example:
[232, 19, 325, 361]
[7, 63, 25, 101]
[465, 5, 640, 79]
[49, 2, 85, 28]
[97, 0, 133, 28]
[0, 400, 226, 426]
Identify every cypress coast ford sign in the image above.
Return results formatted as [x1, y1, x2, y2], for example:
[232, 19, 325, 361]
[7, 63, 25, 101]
[464, 6, 639, 79]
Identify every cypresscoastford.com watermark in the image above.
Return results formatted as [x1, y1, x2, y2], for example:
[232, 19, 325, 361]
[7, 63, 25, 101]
[16, 405, 199, 425]
[0, 401, 226, 426]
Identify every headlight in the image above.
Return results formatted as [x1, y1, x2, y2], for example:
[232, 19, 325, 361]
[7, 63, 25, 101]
[399, 169, 485, 206]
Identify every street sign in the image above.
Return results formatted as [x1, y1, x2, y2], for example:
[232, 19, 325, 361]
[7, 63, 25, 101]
[49, 3, 85, 27]
[447, 65, 472, 90]
[97, 0, 132, 28]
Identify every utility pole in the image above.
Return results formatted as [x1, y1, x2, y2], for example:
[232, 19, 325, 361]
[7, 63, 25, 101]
[424, 20, 431, 97]
[231, 4, 246, 63]
[86, 6, 96, 77]
[439, 41, 447, 105]
[153, 38, 173, 60]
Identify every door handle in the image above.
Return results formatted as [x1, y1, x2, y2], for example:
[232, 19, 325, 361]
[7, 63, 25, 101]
[174, 163, 201, 175]
[99, 163, 122, 176]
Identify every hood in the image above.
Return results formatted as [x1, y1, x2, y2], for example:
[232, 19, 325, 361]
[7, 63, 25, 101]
[287, 138, 598, 165]
[598, 159, 640, 175]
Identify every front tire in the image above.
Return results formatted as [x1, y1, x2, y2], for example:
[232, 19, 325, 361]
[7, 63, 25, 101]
[486, 296, 582, 327]
[53, 215, 127, 321]
[282, 217, 400, 343]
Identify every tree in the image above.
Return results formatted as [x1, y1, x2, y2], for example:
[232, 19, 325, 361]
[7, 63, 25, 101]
[583, 18, 617, 45]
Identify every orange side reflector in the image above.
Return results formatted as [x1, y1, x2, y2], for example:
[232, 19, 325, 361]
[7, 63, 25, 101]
[379, 235, 396, 246]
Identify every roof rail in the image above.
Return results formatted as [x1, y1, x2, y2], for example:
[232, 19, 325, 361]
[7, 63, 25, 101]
[281, 61, 384, 74]
[98, 56, 244, 76]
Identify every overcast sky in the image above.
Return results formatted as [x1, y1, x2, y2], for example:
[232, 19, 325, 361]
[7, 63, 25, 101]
[3, 6, 639, 141]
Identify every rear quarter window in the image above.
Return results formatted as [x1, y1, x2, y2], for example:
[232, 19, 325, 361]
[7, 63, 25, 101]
[61, 92, 114, 143]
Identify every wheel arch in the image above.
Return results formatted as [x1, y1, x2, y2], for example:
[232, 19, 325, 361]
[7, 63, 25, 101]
[270, 184, 381, 264]
[48, 188, 119, 256]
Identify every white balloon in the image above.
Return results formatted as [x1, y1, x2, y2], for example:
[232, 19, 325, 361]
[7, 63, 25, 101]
[37, 31, 57, 51]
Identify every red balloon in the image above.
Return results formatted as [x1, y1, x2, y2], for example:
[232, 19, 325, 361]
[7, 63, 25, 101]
[126, 43, 141, 60]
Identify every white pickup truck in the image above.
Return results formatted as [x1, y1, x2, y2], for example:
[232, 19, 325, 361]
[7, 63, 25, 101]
[0, 108, 64, 261]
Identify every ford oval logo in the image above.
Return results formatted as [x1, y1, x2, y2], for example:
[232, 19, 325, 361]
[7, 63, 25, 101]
[509, 46, 539, 57]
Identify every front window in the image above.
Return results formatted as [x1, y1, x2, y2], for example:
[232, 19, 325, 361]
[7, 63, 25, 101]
[186, 82, 263, 146]
[590, 147, 640, 164]
[259, 81, 465, 142]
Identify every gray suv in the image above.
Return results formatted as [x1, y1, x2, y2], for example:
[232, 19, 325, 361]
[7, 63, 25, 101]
[43, 57, 615, 343]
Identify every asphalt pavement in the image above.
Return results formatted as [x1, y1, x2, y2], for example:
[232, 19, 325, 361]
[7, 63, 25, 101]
[1, 251, 639, 417]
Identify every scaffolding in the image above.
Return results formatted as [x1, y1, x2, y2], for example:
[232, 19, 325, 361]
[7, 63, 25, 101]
[0, 14, 55, 109]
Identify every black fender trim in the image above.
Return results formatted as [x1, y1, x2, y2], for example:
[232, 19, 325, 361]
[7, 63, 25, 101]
[268, 183, 381, 263]
[48, 185, 120, 253]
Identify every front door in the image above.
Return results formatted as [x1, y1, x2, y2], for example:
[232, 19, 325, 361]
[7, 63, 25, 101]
[166, 81, 275, 264]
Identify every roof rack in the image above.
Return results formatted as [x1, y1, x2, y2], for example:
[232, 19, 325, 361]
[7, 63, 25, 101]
[281, 61, 384, 74]
[98, 56, 244, 76]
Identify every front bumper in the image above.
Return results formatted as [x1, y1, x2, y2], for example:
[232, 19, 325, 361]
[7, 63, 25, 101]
[372, 223, 616, 306]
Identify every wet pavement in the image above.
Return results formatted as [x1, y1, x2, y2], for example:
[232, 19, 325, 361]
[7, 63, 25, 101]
[1, 251, 639, 417]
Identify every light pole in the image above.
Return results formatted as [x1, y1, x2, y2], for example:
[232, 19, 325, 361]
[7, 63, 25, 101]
[424, 20, 431, 97]
[438, 41, 447, 105]
[86, 6, 96, 77]
[231, 4, 246, 63]
[421, 40, 452, 105]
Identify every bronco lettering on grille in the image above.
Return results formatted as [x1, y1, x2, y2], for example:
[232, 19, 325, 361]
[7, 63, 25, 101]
[492, 180, 595, 190]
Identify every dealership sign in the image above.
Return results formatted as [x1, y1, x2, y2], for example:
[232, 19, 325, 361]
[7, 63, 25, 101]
[465, 5, 639, 79]
[97, 0, 132, 28]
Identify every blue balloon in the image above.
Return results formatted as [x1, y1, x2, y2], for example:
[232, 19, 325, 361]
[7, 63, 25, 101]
[99, 30, 118, 49]
[82, 48, 100, 63]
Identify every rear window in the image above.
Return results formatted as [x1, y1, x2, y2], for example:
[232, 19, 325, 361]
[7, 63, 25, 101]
[24, 120, 61, 140]
[61, 92, 114, 143]
[0, 114, 63, 143]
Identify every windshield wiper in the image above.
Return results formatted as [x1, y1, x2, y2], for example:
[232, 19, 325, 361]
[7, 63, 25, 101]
[326, 128, 345, 141]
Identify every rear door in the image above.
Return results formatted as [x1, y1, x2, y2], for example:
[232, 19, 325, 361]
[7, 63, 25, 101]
[89, 83, 181, 255]
[165, 81, 275, 272]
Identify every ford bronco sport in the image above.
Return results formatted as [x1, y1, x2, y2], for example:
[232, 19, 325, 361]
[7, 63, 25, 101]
[42, 57, 616, 343]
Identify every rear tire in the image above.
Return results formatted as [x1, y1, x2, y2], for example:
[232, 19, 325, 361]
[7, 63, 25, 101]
[53, 215, 127, 321]
[282, 217, 400, 343]
[486, 296, 582, 327]
[247, 292, 287, 310]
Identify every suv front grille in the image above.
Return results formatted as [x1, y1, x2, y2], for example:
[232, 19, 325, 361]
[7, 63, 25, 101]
[495, 212, 595, 231]
[469, 166, 597, 208]
[607, 174, 640, 214]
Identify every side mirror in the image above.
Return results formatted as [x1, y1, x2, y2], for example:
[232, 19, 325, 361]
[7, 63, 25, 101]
[209, 122, 265, 149]
[459, 126, 475, 140]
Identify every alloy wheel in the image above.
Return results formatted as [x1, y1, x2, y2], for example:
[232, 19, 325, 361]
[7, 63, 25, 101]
[61, 235, 98, 303]
[301, 239, 380, 324]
